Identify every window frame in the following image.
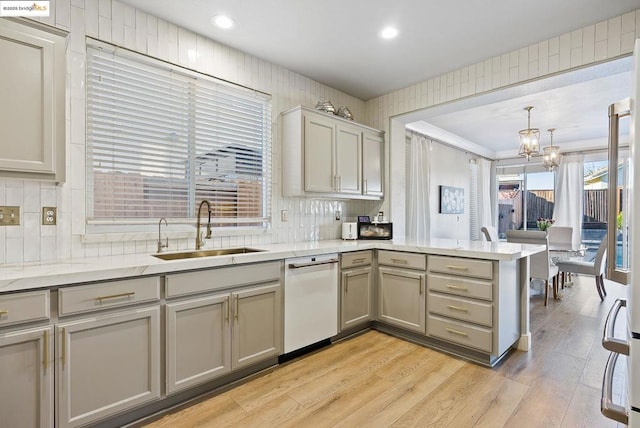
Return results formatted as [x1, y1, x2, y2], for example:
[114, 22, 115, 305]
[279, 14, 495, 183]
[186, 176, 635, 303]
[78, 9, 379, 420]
[84, 39, 272, 234]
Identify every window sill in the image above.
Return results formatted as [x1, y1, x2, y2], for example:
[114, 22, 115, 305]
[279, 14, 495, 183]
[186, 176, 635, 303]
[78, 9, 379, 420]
[80, 226, 270, 244]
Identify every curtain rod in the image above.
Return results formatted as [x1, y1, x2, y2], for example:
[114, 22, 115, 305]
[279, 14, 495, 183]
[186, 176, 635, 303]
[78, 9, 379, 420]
[406, 129, 493, 162]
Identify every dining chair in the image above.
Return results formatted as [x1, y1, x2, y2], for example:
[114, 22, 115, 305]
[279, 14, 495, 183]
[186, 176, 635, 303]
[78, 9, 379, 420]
[481, 226, 498, 242]
[547, 226, 573, 286]
[555, 234, 607, 301]
[506, 230, 559, 306]
[547, 226, 573, 247]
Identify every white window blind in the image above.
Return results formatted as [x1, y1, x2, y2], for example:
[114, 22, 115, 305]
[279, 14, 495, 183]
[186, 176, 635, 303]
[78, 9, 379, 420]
[469, 160, 479, 240]
[86, 41, 272, 227]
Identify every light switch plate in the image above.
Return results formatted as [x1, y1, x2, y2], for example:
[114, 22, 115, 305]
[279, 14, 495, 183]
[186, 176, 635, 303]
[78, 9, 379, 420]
[281, 209, 288, 222]
[0, 206, 20, 226]
[42, 207, 57, 225]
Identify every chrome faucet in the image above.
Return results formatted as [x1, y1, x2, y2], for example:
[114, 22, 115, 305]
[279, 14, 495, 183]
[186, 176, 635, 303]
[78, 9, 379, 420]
[196, 200, 212, 250]
[157, 217, 169, 253]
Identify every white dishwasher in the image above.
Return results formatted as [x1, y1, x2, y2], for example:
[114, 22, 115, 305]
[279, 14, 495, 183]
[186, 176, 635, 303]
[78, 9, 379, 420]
[284, 253, 339, 353]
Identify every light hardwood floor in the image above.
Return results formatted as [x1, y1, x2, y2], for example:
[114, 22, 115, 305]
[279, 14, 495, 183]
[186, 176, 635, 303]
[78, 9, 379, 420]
[141, 275, 627, 428]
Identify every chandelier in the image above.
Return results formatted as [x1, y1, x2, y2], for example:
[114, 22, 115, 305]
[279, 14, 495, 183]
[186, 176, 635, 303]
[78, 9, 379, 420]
[518, 106, 540, 160]
[542, 128, 561, 171]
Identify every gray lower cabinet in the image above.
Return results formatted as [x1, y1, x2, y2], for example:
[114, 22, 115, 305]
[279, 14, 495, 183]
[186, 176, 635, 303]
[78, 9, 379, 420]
[232, 283, 282, 369]
[377, 251, 427, 334]
[55, 277, 162, 428]
[165, 294, 231, 395]
[426, 255, 519, 359]
[0, 290, 53, 428]
[56, 306, 161, 428]
[165, 262, 283, 395]
[0, 325, 54, 428]
[340, 251, 373, 330]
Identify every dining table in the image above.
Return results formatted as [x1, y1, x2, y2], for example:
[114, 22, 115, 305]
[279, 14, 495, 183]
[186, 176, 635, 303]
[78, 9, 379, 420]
[549, 243, 587, 286]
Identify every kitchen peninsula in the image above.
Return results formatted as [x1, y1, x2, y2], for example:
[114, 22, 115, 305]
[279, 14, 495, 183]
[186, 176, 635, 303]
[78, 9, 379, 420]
[0, 238, 542, 428]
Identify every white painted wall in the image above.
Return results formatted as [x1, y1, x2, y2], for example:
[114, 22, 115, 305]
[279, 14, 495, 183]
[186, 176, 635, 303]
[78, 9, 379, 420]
[0, 2, 637, 264]
[365, 9, 639, 237]
[428, 143, 472, 240]
[0, 0, 382, 265]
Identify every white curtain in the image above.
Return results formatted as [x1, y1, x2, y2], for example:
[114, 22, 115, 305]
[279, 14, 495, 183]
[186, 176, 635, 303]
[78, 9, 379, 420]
[553, 154, 584, 248]
[406, 132, 431, 241]
[477, 158, 494, 232]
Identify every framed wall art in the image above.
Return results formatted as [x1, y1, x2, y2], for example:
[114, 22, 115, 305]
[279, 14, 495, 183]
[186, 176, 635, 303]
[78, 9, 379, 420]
[439, 185, 464, 214]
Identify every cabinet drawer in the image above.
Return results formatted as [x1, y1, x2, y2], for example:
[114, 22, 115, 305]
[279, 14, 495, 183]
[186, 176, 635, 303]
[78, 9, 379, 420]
[166, 262, 281, 298]
[427, 315, 493, 353]
[378, 250, 426, 270]
[427, 292, 492, 327]
[58, 277, 160, 316]
[341, 251, 372, 269]
[0, 290, 50, 327]
[427, 273, 493, 301]
[428, 256, 492, 280]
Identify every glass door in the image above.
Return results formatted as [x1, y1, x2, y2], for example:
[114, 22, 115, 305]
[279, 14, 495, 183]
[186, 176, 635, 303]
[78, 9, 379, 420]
[607, 98, 631, 285]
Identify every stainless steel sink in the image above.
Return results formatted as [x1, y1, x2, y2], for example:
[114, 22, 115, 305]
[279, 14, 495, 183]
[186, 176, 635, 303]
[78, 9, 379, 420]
[152, 247, 264, 261]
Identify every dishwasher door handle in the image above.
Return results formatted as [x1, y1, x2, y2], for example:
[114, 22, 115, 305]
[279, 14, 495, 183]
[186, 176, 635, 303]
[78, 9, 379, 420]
[288, 258, 339, 269]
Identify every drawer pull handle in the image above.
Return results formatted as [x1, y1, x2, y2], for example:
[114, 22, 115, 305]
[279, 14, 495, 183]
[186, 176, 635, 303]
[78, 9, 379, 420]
[445, 284, 469, 292]
[447, 305, 469, 312]
[602, 299, 629, 355]
[390, 258, 408, 264]
[226, 297, 230, 321]
[420, 275, 424, 295]
[351, 258, 367, 263]
[446, 265, 469, 271]
[0, 310, 8, 316]
[446, 328, 468, 337]
[601, 352, 628, 424]
[43, 330, 49, 371]
[95, 292, 136, 302]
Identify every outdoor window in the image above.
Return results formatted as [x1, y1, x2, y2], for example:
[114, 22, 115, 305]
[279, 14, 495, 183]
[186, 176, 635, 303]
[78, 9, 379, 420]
[583, 157, 629, 266]
[86, 40, 272, 229]
[496, 167, 555, 238]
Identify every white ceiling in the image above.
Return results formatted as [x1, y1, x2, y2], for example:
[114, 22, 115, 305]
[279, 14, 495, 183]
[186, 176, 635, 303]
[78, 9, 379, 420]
[119, 0, 639, 159]
[119, 0, 640, 101]
[404, 57, 632, 159]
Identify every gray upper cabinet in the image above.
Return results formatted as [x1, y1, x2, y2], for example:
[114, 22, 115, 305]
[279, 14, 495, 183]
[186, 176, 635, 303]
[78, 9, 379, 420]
[0, 19, 66, 182]
[281, 106, 384, 199]
[362, 131, 383, 197]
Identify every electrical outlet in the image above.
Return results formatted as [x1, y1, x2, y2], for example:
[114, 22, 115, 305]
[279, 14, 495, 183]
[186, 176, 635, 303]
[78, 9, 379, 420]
[335, 210, 341, 220]
[281, 209, 288, 222]
[42, 207, 57, 225]
[0, 206, 20, 226]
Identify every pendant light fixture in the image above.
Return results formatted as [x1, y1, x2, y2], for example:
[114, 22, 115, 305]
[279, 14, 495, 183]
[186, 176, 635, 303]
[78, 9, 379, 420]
[518, 106, 540, 160]
[542, 128, 561, 171]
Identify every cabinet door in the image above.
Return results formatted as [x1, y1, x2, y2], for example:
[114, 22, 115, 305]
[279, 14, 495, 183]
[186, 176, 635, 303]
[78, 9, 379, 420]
[232, 282, 282, 370]
[304, 114, 335, 193]
[362, 131, 384, 197]
[0, 325, 53, 428]
[56, 307, 160, 428]
[341, 267, 372, 330]
[378, 267, 426, 334]
[0, 19, 65, 181]
[335, 124, 362, 194]
[166, 294, 231, 395]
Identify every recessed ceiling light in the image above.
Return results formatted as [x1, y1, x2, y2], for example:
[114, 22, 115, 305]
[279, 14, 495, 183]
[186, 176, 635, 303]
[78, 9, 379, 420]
[212, 15, 234, 29]
[380, 26, 398, 39]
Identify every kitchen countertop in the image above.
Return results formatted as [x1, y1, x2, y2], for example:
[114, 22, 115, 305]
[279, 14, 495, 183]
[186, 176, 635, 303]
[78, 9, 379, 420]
[0, 238, 543, 293]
